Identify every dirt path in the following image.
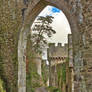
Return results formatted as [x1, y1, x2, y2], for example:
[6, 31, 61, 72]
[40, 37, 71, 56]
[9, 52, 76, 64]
[35, 87, 48, 92]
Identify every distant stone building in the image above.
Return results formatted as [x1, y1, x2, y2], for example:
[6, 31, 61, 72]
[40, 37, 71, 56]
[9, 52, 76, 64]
[48, 43, 68, 92]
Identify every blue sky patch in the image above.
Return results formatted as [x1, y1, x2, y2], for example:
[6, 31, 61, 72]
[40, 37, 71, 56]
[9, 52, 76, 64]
[51, 7, 60, 13]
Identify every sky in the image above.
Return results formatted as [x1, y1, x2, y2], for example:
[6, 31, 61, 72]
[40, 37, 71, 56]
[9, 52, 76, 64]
[32, 6, 71, 60]
[38, 5, 71, 46]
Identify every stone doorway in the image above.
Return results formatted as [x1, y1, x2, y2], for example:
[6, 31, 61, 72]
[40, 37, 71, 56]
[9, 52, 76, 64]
[18, 0, 84, 92]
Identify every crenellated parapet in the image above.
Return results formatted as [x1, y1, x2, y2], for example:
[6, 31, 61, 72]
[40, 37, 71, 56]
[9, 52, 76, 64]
[48, 42, 68, 66]
[49, 43, 68, 56]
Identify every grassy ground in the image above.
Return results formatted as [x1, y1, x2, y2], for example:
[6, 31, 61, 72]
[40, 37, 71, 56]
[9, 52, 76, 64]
[47, 86, 61, 92]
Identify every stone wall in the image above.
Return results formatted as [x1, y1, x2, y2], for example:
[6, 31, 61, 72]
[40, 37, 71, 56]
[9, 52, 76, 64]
[48, 43, 68, 57]
[67, 34, 74, 92]
[48, 43, 68, 91]
[0, 0, 92, 92]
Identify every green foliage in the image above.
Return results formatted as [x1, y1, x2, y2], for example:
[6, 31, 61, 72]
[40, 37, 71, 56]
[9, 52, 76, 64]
[26, 38, 42, 92]
[26, 60, 42, 92]
[41, 61, 49, 86]
[0, 78, 6, 92]
[66, 57, 69, 62]
[57, 63, 66, 83]
[57, 66, 61, 79]
[61, 64, 66, 82]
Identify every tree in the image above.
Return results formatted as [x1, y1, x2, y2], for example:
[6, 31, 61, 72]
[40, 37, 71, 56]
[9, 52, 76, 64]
[31, 15, 56, 53]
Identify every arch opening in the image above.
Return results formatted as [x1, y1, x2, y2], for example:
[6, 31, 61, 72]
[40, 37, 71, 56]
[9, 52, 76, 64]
[26, 5, 72, 91]
[18, 1, 80, 92]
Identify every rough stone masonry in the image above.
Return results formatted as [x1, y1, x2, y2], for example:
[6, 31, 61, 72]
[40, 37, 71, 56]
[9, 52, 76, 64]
[0, 0, 92, 92]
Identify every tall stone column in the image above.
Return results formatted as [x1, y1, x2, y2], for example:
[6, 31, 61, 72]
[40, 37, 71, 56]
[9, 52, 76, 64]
[73, 43, 87, 92]
[68, 34, 74, 92]
[47, 48, 52, 86]
[34, 57, 42, 76]
[68, 34, 73, 68]
[18, 25, 30, 92]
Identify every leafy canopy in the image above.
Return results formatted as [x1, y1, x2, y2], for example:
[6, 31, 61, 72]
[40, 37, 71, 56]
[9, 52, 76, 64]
[31, 15, 56, 53]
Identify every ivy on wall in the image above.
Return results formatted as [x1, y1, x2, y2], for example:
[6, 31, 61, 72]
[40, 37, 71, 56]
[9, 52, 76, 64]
[56, 63, 66, 91]
[61, 64, 66, 82]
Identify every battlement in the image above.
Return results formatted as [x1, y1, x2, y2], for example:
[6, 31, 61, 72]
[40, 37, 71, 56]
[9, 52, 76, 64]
[49, 43, 55, 47]
[57, 43, 62, 47]
[48, 43, 68, 58]
[49, 43, 68, 48]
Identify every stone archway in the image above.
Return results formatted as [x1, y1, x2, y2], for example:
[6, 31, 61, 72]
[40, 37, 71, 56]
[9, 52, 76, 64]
[18, 0, 81, 92]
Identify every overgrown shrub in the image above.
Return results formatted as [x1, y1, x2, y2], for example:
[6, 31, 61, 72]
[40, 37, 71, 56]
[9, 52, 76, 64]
[0, 78, 6, 92]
